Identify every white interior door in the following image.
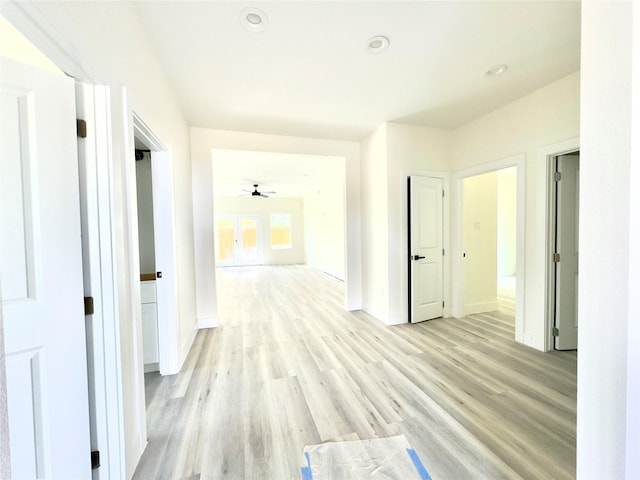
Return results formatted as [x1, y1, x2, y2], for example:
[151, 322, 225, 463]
[0, 57, 91, 477]
[409, 176, 444, 323]
[554, 153, 580, 350]
[150, 151, 180, 374]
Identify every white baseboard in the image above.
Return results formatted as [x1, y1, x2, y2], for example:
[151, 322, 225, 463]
[463, 301, 500, 316]
[143, 362, 159, 373]
[198, 316, 218, 329]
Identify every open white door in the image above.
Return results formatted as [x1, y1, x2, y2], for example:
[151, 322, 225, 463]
[554, 153, 580, 350]
[0, 57, 91, 477]
[408, 176, 444, 323]
[150, 150, 180, 374]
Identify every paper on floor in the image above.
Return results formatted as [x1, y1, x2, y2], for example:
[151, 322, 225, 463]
[301, 434, 431, 480]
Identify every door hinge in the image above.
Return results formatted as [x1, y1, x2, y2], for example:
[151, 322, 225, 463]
[553, 253, 561, 263]
[442, 301, 445, 308]
[77, 119, 87, 138]
[552, 327, 560, 337]
[91, 450, 100, 470]
[442, 248, 445, 256]
[442, 189, 445, 197]
[554, 171, 562, 182]
[84, 296, 95, 316]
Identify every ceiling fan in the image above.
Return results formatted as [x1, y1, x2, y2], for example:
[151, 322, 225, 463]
[242, 184, 275, 198]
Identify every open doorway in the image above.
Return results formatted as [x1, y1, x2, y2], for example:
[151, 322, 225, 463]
[210, 149, 348, 309]
[461, 166, 517, 318]
[547, 150, 580, 350]
[134, 145, 160, 374]
[453, 154, 525, 341]
[133, 116, 180, 398]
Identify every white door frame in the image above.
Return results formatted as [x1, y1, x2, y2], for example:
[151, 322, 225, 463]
[133, 113, 180, 375]
[76, 83, 126, 480]
[452, 154, 525, 342]
[543, 138, 581, 351]
[400, 169, 449, 323]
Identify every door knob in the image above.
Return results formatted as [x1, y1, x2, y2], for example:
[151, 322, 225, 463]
[412, 255, 426, 260]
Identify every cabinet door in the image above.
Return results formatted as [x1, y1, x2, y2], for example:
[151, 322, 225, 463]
[142, 302, 159, 364]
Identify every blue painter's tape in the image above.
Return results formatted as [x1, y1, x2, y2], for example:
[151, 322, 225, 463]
[406, 448, 432, 480]
[301, 451, 313, 480]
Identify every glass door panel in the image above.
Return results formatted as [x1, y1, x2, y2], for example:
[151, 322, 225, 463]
[217, 218, 235, 264]
[240, 219, 258, 265]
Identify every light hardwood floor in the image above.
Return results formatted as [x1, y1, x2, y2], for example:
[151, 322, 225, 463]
[134, 266, 576, 480]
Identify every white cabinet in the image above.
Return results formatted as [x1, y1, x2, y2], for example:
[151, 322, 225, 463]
[141, 281, 159, 371]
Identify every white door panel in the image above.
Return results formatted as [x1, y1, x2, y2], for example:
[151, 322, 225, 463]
[554, 154, 579, 350]
[409, 176, 444, 322]
[1, 57, 91, 478]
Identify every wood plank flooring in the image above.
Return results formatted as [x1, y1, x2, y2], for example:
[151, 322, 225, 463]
[134, 266, 576, 480]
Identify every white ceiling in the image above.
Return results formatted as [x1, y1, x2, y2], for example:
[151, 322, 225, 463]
[211, 149, 344, 198]
[131, 1, 580, 196]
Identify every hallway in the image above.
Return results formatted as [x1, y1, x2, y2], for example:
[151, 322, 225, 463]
[135, 266, 576, 479]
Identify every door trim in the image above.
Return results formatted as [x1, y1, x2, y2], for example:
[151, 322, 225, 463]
[452, 154, 525, 342]
[133, 113, 183, 375]
[544, 140, 581, 351]
[76, 83, 126, 480]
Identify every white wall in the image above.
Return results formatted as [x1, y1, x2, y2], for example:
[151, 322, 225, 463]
[0, 15, 60, 73]
[462, 171, 498, 314]
[626, 3, 640, 477]
[2, 3, 199, 477]
[578, 1, 637, 477]
[0, 303, 9, 479]
[451, 71, 580, 349]
[135, 155, 156, 274]
[497, 167, 517, 277]
[386, 123, 450, 324]
[191, 127, 362, 327]
[214, 197, 305, 265]
[360, 123, 450, 325]
[304, 173, 345, 280]
[360, 125, 390, 321]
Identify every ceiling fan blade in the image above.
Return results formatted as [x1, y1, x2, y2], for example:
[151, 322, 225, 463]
[262, 191, 276, 194]
[260, 193, 269, 198]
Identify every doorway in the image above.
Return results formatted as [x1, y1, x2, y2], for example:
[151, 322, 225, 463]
[548, 151, 580, 350]
[452, 154, 525, 341]
[133, 115, 180, 377]
[461, 166, 517, 317]
[134, 146, 160, 373]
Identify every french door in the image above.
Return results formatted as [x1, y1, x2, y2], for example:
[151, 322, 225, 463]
[215, 215, 263, 266]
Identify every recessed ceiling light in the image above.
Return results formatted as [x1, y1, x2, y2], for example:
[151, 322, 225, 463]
[366, 35, 390, 54]
[484, 64, 509, 78]
[241, 7, 268, 32]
